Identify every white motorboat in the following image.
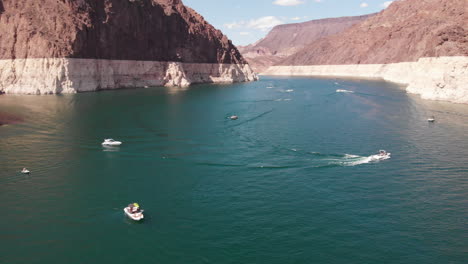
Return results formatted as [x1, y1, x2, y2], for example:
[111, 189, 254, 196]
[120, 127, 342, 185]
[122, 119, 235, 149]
[369, 150, 391, 161]
[230, 115, 239, 120]
[336, 89, 354, 93]
[21, 168, 30, 174]
[124, 203, 144, 221]
[102, 139, 122, 146]
[427, 116, 435, 122]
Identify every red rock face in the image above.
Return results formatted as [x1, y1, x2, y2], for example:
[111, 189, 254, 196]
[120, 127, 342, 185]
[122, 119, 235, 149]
[0, 0, 246, 64]
[280, 0, 468, 66]
[239, 14, 374, 72]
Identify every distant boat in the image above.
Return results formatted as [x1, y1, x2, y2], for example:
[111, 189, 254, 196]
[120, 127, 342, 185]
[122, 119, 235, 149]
[21, 168, 30, 174]
[427, 116, 435, 122]
[336, 89, 354, 93]
[102, 139, 122, 146]
[230, 115, 239, 120]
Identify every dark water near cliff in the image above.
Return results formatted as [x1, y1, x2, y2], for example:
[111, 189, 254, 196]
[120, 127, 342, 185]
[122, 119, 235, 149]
[1, 77, 467, 264]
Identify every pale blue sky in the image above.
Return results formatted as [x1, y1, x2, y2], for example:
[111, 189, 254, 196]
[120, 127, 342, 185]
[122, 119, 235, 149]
[183, 0, 394, 46]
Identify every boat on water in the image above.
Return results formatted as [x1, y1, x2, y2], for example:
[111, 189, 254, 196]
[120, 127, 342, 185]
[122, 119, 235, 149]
[102, 139, 122, 146]
[124, 203, 144, 221]
[427, 116, 435, 122]
[370, 150, 391, 161]
[230, 115, 239, 120]
[21, 168, 30, 174]
[336, 89, 354, 93]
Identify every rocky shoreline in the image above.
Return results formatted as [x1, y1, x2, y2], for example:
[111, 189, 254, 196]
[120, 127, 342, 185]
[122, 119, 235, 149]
[263, 56, 468, 104]
[0, 59, 257, 94]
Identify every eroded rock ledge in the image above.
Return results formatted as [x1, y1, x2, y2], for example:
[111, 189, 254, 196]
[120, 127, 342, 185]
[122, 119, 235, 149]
[0, 59, 257, 94]
[263, 57, 468, 104]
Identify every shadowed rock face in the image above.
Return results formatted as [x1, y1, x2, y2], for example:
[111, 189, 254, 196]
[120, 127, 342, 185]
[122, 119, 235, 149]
[0, 0, 246, 64]
[238, 14, 374, 73]
[280, 0, 468, 66]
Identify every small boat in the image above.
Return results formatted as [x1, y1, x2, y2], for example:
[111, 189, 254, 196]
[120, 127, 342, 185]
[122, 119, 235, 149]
[230, 115, 239, 120]
[370, 150, 391, 161]
[124, 203, 144, 221]
[102, 139, 122, 146]
[427, 116, 435, 122]
[336, 89, 354, 93]
[21, 168, 30, 174]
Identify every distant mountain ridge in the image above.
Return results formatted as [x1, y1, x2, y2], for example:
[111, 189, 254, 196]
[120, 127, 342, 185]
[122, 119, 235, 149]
[280, 0, 468, 65]
[238, 14, 374, 73]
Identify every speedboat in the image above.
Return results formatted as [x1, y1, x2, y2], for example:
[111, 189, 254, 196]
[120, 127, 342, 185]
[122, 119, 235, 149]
[230, 115, 239, 120]
[427, 116, 435, 122]
[21, 168, 30, 174]
[336, 89, 354, 93]
[124, 203, 144, 221]
[370, 150, 391, 161]
[102, 139, 122, 146]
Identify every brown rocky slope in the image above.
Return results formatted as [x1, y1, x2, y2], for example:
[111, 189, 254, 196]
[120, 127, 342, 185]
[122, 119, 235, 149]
[0, 0, 257, 94]
[280, 0, 467, 65]
[238, 14, 374, 73]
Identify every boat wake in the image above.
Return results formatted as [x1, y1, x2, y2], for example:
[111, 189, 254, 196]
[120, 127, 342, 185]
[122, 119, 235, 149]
[227, 109, 274, 128]
[323, 153, 391, 166]
[278, 89, 294, 93]
[303, 150, 391, 167]
[184, 150, 391, 170]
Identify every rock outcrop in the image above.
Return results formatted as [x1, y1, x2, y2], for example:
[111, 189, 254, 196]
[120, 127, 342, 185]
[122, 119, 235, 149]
[268, 0, 468, 104]
[0, 0, 257, 94]
[238, 14, 374, 73]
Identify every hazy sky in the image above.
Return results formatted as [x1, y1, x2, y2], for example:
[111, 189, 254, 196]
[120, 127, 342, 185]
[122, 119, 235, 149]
[183, 0, 394, 46]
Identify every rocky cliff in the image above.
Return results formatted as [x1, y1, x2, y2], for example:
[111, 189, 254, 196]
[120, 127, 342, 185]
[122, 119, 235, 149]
[0, 0, 257, 94]
[267, 0, 468, 104]
[238, 14, 374, 73]
[281, 0, 467, 65]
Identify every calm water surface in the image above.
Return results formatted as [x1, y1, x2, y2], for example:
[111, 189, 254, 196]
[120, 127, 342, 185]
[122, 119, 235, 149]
[1, 77, 467, 263]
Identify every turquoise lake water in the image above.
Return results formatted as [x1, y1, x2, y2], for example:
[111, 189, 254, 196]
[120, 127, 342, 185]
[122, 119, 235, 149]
[1, 77, 467, 263]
